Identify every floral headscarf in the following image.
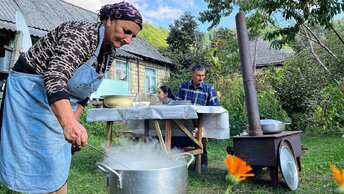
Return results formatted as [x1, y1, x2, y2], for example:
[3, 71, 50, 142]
[98, 2, 143, 29]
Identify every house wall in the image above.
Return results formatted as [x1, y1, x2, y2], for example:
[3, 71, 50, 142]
[129, 59, 170, 98]
[107, 58, 170, 101]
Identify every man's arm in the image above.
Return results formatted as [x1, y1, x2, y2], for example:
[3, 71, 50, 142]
[208, 86, 219, 106]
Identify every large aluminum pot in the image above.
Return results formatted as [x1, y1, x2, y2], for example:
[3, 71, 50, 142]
[260, 119, 289, 134]
[96, 153, 194, 194]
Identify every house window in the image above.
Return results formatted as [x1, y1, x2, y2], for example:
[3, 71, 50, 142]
[145, 67, 157, 94]
[115, 60, 128, 80]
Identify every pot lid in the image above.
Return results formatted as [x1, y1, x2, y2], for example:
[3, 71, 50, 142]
[279, 143, 299, 190]
[260, 119, 283, 125]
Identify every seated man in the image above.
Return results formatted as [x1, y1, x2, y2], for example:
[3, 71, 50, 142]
[174, 64, 219, 172]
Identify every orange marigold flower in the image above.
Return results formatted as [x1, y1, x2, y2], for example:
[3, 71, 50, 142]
[224, 154, 254, 185]
[330, 165, 344, 193]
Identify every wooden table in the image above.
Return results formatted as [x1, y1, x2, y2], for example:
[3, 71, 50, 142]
[87, 105, 230, 174]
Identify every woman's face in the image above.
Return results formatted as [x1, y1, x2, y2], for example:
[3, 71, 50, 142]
[157, 88, 168, 101]
[105, 19, 141, 48]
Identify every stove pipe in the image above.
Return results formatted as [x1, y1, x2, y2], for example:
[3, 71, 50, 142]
[235, 12, 263, 136]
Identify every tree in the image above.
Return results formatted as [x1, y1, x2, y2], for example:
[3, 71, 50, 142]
[166, 12, 198, 52]
[269, 21, 344, 132]
[199, 0, 344, 49]
[163, 12, 206, 72]
[203, 28, 241, 79]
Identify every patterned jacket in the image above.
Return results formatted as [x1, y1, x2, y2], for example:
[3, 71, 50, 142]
[18, 21, 112, 105]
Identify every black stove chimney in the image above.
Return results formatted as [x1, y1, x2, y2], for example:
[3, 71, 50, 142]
[235, 12, 263, 136]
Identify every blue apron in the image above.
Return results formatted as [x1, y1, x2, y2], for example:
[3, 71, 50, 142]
[0, 24, 107, 193]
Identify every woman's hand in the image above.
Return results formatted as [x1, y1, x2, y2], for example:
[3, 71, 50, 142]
[51, 99, 88, 146]
[63, 120, 88, 146]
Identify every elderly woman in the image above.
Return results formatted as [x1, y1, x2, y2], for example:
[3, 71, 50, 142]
[0, 2, 142, 193]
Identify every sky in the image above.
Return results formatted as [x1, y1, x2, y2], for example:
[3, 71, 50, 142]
[64, 0, 344, 32]
[63, 0, 238, 32]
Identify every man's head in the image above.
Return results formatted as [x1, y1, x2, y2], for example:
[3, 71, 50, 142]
[191, 64, 206, 87]
[99, 2, 143, 48]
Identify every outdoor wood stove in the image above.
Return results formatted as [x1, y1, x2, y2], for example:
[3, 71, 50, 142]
[232, 12, 302, 190]
[233, 131, 302, 189]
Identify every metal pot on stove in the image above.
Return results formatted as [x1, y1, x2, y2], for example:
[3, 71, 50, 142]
[96, 153, 194, 194]
[260, 119, 290, 134]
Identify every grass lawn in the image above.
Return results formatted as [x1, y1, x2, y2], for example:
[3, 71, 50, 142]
[1, 133, 343, 193]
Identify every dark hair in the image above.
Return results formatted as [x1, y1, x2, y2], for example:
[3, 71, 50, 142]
[159, 85, 175, 100]
[98, 2, 143, 29]
[191, 64, 206, 72]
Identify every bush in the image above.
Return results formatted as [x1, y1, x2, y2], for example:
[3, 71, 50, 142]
[79, 105, 106, 137]
[269, 58, 344, 134]
[312, 83, 344, 134]
[214, 73, 289, 136]
[256, 70, 290, 122]
[79, 105, 123, 141]
[214, 74, 247, 136]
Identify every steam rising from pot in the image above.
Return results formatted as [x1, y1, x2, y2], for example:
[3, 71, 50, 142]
[103, 138, 184, 169]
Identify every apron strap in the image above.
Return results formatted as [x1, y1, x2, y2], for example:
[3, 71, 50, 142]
[94, 24, 111, 73]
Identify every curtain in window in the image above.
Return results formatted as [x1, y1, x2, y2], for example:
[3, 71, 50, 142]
[145, 68, 156, 94]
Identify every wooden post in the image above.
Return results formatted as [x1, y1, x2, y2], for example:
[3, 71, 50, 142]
[195, 114, 204, 174]
[172, 119, 203, 174]
[153, 120, 167, 155]
[165, 120, 172, 150]
[172, 120, 203, 148]
[144, 120, 149, 136]
[105, 121, 113, 148]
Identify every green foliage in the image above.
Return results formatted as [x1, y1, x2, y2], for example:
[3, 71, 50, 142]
[163, 12, 207, 72]
[213, 73, 289, 135]
[79, 105, 106, 137]
[268, 21, 344, 134]
[312, 83, 344, 134]
[166, 12, 198, 51]
[138, 22, 169, 50]
[159, 72, 190, 94]
[203, 28, 241, 77]
[270, 60, 327, 130]
[200, 0, 344, 49]
[199, 0, 236, 30]
[246, 12, 274, 38]
[255, 70, 290, 122]
[214, 74, 247, 135]
[79, 104, 123, 140]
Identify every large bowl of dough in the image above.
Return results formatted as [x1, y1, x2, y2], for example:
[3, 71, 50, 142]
[103, 95, 135, 108]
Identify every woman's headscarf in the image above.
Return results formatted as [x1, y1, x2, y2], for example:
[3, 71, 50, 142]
[98, 2, 143, 29]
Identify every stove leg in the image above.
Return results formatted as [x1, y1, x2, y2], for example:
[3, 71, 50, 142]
[297, 157, 301, 171]
[269, 166, 279, 187]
